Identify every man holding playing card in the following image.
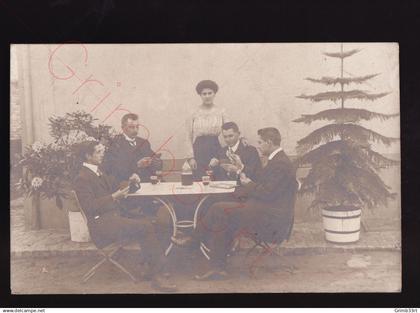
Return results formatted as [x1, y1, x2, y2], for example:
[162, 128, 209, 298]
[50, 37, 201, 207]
[103, 113, 163, 184]
[209, 121, 261, 182]
[103, 113, 163, 216]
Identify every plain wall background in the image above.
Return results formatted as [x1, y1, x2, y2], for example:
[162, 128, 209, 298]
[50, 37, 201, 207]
[13, 43, 400, 159]
[12, 43, 401, 222]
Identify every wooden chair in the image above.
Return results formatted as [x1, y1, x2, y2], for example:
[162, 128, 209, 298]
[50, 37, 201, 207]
[69, 191, 138, 283]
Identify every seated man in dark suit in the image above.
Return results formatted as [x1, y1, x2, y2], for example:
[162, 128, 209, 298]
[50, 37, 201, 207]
[191, 127, 298, 280]
[170, 122, 263, 245]
[74, 140, 176, 292]
[103, 113, 163, 215]
[209, 122, 261, 182]
[103, 113, 163, 183]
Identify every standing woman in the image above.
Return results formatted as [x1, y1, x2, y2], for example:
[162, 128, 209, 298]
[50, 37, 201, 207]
[186, 80, 229, 180]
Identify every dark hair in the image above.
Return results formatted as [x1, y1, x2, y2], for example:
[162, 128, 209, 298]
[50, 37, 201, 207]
[121, 113, 138, 127]
[222, 121, 240, 133]
[196, 80, 219, 94]
[77, 140, 100, 162]
[257, 127, 281, 146]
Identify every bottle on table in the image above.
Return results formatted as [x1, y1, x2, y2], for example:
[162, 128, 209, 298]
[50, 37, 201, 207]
[181, 161, 193, 186]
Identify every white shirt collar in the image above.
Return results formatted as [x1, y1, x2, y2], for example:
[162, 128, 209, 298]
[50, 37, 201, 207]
[228, 140, 241, 153]
[123, 132, 136, 142]
[83, 162, 100, 176]
[268, 147, 283, 161]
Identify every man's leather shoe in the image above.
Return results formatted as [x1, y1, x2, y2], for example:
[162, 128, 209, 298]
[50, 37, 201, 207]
[151, 275, 177, 292]
[194, 269, 228, 281]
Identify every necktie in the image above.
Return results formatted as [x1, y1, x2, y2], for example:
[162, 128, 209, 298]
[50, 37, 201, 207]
[228, 147, 234, 162]
[129, 140, 136, 147]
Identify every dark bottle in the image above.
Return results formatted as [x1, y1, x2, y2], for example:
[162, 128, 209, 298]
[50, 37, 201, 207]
[129, 181, 140, 193]
[181, 162, 193, 186]
[155, 170, 163, 183]
[150, 175, 158, 185]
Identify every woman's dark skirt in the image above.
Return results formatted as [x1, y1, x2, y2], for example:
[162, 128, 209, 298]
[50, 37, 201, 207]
[192, 135, 221, 180]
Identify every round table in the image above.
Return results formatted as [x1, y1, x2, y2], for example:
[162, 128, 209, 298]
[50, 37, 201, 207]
[127, 180, 237, 257]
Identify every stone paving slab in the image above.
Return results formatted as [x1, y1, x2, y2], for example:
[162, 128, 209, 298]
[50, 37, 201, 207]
[10, 199, 401, 258]
[11, 224, 401, 258]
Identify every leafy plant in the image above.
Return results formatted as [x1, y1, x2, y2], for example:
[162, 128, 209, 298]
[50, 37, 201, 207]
[294, 44, 399, 212]
[48, 111, 115, 145]
[15, 111, 116, 209]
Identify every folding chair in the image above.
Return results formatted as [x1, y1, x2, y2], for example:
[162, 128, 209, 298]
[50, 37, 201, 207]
[244, 208, 295, 253]
[237, 212, 295, 277]
[70, 191, 138, 283]
[240, 179, 300, 275]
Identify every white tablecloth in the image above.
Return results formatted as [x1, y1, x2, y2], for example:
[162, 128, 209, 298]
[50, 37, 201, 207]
[127, 181, 237, 196]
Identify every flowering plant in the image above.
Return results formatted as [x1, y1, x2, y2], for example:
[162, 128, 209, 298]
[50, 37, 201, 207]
[15, 111, 116, 209]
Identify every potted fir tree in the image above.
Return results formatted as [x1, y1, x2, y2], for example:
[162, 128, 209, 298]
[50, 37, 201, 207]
[294, 44, 399, 243]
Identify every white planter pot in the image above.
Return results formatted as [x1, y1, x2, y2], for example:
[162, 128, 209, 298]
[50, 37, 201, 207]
[322, 206, 361, 243]
[68, 211, 90, 242]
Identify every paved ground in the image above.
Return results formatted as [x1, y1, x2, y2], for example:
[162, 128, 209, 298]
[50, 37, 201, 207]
[9, 197, 402, 294]
[11, 250, 401, 294]
[10, 198, 401, 258]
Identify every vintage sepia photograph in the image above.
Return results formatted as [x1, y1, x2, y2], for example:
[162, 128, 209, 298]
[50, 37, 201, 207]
[10, 43, 401, 294]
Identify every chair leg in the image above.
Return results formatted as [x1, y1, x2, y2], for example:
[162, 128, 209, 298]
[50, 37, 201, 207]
[261, 242, 279, 256]
[165, 242, 173, 256]
[82, 246, 124, 283]
[246, 241, 266, 257]
[83, 271, 95, 283]
[246, 240, 284, 277]
[231, 238, 240, 253]
[82, 257, 107, 283]
[246, 243, 258, 257]
[105, 246, 122, 258]
[200, 244, 211, 260]
[248, 247, 271, 278]
[83, 244, 139, 283]
[108, 257, 137, 283]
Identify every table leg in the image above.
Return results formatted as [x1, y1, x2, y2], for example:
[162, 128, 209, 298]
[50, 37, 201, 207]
[200, 242, 211, 260]
[192, 195, 212, 259]
[153, 194, 215, 260]
[152, 196, 177, 256]
[193, 195, 210, 229]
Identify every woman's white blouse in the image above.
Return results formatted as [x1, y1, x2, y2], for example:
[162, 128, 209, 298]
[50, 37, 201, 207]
[186, 105, 229, 158]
